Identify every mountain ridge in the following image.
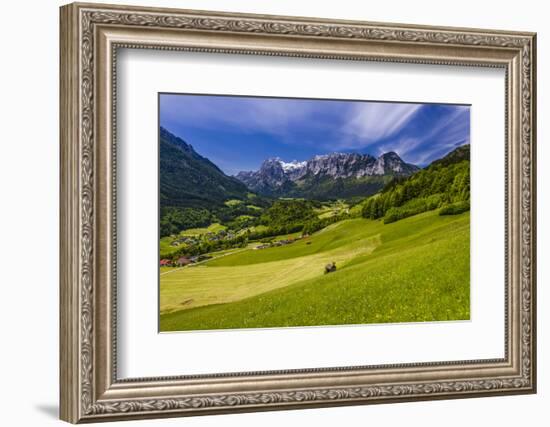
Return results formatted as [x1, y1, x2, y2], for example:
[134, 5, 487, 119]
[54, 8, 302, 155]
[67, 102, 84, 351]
[159, 127, 250, 209]
[235, 151, 419, 198]
[428, 143, 470, 168]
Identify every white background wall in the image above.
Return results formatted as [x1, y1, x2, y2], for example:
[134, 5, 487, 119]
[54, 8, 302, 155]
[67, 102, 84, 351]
[0, 0, 546, 426]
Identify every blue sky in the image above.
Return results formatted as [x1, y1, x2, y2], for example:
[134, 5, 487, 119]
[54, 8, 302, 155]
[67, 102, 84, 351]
[160, 93, 470, 176]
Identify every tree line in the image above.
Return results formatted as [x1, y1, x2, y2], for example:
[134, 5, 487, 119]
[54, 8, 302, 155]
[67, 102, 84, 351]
[362, 158, 470, 224]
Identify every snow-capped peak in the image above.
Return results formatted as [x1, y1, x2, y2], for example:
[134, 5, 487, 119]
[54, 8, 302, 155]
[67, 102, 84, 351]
[279, 160, 307, 172]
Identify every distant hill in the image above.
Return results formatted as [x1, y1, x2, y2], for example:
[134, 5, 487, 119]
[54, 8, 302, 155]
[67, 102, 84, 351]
[160, 127, 250, 209]
[429, 144, 470, 168]
[236, 152, 419, 200]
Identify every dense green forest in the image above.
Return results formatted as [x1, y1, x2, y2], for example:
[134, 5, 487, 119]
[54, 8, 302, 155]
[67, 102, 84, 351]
[361, 145, 470, 224]
[160, 196, 270, 238]
[160, 207, 211, 237]
[252, 199, 348, 238]
[274, 174, 392, 201]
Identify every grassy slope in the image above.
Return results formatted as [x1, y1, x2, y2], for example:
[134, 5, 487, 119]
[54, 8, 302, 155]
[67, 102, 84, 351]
[160, 210, 470, 331]
[224, 199, 243, 207]
[159, 237, 179, 258]
[314, 201, 349, 219]
[159, 223, 228, 258]
[180, 222, 226, 236]
[160, 219, 380, 313]
[209, 219, 379, 267]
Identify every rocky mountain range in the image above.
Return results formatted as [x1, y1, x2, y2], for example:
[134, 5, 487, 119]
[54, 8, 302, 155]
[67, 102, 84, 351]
[235, 152, 419, 198]
[160, 126, 421, 204]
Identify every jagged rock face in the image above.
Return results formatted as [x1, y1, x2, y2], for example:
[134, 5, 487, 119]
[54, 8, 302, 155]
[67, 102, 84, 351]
[306, 153, 378, 178]
[280, 159, 308, 180]
[374, 152, 419, 175]
[236, 158, 289, 193]
[236, 152, 418, 195]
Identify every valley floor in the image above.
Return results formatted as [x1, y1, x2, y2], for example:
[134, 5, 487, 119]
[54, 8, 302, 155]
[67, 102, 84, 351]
[159, 210, 470, 331]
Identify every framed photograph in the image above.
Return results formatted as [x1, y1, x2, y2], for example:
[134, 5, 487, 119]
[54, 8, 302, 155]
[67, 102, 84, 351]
[60, 2, 537, 423]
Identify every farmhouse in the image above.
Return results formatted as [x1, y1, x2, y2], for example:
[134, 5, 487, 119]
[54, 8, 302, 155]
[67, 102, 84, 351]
[159, 259, 171, 267]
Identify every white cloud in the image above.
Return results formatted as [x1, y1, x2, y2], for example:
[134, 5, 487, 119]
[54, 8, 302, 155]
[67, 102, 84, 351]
[393, 106, 470, 164]
[341, 103, 423, 148]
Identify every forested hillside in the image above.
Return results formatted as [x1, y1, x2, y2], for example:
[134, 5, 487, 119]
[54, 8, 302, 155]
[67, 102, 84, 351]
[362, 144, 470, 223]
[160, 127, 264, 237]
[160, 127, 250, 208]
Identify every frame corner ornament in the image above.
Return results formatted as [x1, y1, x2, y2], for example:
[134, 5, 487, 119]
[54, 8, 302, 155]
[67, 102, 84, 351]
[59, 3, 536, 423]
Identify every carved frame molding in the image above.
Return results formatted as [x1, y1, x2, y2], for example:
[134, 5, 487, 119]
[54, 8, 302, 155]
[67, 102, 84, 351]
[60, 2, 536, 423]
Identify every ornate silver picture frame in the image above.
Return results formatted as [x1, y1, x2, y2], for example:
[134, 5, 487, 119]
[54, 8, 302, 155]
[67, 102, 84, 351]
[60, 2, 536, 423]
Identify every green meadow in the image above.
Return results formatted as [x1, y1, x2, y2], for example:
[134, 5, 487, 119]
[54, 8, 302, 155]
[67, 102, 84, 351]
[160, 210, 470, 331]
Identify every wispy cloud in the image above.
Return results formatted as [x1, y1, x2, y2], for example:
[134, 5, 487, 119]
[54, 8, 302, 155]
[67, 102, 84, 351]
[339, 103, 423, 149]
[413, 107, 470, 164]
[160, 94, 326, 139]
[381, 106, 470, 165]
[160, 94, 470, 172]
